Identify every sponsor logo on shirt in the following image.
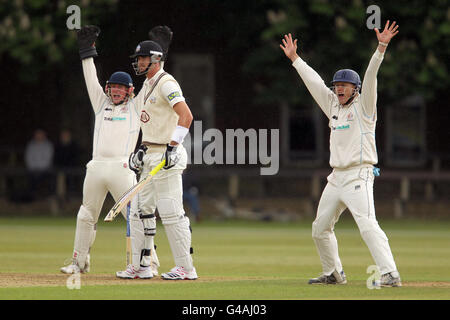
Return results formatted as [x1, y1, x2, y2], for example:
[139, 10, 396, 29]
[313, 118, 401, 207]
[332, 124, 350, 130]
[104, 116, 126, 121]
[149, 96, 157, 104]
[167, 91, 181, 101]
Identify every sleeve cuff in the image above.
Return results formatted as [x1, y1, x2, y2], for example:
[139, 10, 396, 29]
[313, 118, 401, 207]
[291, 57, 303, 68]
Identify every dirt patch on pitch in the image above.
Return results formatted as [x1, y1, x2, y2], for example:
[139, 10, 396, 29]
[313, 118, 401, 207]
[0, 273, 248, 288]
[402, 282, 450, 288]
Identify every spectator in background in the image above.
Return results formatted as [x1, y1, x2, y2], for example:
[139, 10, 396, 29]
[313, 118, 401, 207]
[25, 129, 54, 200]
[54, 129, 80, 168]
[54, 129, 81, 200]
[183, 169, 201, 222]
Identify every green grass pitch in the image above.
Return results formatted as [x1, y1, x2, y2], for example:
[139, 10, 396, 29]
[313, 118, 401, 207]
[0, 216, 449, 300]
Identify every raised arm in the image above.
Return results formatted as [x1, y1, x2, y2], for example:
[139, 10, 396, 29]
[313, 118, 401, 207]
[280, 33, 333, 119]
[361, 21, 399, 116]
[82, 58, 106, 112]
[77, 26, 105, 113]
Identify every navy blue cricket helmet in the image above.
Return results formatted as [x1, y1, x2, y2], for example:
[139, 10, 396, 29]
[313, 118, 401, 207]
[107, 71, 133, 87]
[331, 69, 361, 91]
[105, 71, 134, 105]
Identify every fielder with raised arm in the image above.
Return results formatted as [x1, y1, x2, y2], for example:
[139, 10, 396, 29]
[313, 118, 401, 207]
[116, 26, 197, 280]
[61, 26, 159, 276]
[280, 21, 401, 287]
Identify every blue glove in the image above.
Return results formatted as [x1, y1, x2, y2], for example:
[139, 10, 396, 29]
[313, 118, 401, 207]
[373, 167, 380, 177]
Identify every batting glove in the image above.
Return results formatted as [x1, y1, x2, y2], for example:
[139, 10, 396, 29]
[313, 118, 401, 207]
[162, 144, 179, 170]
[129, 144, 148, 174]
[77, 25, 101, 60]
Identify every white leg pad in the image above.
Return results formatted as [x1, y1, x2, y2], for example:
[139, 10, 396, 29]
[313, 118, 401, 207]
[129, 210, 145, 270]
[164, 216, 194, 271]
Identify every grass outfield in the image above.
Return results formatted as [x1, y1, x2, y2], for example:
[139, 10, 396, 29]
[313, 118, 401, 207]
[0, 216, 449, 300]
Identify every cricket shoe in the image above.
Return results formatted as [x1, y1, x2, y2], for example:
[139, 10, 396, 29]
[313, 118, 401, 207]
[116, 265, 153, 279]
[161, 266, 198, 280]
[380, 271, 402, 287]
[60, 254, 90, 274]
[308, 270, 347, 285]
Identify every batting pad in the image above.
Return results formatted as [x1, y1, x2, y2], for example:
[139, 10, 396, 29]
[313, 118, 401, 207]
[141, 215, 159, 267]
[129, 213, 146, 270]
[164, 216, 193, 271]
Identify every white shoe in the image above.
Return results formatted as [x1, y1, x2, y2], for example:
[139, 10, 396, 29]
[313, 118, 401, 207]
[61, 253, 90, 274]
[61, 262, 82, 274]
[116, 265, 153, 279]
[308, 270, 347, 285]
[380, 271, 402, 287]
[161, 266, 198, 280]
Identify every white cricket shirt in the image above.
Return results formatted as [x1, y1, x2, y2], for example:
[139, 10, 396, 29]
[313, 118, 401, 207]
[292, 49, 385, 169]
[135, 68, 185, 144]
[82, 58, 140, 161]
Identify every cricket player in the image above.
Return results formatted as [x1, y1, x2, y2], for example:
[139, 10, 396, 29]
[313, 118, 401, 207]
[116, 26, 197, 280]
[280, 21, 401, 287]
[61, 26, 159, 276]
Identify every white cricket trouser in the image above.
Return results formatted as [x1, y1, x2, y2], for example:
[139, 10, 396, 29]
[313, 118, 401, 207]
[73, 159, 136, 269]
[131, 144, 194, 271]
[312, 165, 397, 275]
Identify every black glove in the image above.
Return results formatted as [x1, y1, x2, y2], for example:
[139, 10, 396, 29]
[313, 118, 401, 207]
[129, 144, 148, 174]
[162, 144, 179, 170]
[148, 25, 173, 60]
[77, 25, 101, 60]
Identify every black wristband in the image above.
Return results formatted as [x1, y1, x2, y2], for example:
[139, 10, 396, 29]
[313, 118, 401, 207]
[79, 47, 98, 60]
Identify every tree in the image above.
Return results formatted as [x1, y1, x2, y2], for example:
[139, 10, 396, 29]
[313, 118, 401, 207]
[243, 0, 449, 104]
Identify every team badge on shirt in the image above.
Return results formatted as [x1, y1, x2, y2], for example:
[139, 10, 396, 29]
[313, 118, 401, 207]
[347, 112, 354, 121]
[141, 110, 150, 123]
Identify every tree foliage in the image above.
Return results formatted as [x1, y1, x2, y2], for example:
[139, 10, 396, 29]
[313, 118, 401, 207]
[243, 0, 449, 104]
[0, 0, 119, 82]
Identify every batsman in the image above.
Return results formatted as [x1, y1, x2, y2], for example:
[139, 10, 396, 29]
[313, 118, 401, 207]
[280, 21, 401, 286]
[116, 26, 197, 280]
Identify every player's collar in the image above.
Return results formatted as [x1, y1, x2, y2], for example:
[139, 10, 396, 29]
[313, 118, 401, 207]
[144, 68, 165, 86]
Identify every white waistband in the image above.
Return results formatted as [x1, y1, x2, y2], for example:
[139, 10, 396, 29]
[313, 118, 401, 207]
[333, 164, 374, 172]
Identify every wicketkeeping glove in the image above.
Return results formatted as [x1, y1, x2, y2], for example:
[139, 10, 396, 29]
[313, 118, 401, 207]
[129, 144, 148, 175]
[162, 144, 179, 170]
[77, 25, 101, 60]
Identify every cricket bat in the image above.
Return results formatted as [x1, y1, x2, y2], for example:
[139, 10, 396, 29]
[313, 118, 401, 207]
[104, 159, 166, 222]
